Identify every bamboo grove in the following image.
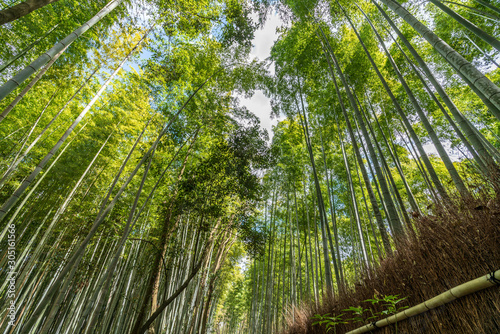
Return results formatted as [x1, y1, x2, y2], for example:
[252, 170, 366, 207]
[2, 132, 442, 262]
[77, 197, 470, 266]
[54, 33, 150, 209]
[0, 0, 498, 333]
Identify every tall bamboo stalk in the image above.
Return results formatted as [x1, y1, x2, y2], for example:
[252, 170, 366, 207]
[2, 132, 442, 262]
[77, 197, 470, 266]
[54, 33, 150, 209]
[379, 0, 500, 121]
[0, 0, 123, 101]
[0, 0, 62, 25]
[0, 30, 149, 222]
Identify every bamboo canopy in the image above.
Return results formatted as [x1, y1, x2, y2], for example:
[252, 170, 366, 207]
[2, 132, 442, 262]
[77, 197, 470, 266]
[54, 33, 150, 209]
[1, 0, 500, 332]
[346, 269, 500, 334]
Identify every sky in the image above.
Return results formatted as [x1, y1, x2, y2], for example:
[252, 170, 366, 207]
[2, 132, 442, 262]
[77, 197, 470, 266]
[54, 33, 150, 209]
[237, 14, 284, 271]
[239, 13, 462, 160]
[239, 13, 283, 141]
[126, 12, 284, 141]
[123, 10, 460, 161]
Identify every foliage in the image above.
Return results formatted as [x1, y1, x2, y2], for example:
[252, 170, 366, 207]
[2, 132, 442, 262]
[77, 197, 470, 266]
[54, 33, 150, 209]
[312, 313, 346, 333]
[0, 0, 498, 333]
[311, 294, 408, 333]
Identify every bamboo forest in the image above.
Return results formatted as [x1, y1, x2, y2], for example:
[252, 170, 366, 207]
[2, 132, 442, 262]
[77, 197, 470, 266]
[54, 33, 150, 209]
[1, 0, 500, 333]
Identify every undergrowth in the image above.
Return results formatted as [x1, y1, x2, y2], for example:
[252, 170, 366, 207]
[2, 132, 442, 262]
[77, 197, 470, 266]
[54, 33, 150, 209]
[283, 193, 500, 334]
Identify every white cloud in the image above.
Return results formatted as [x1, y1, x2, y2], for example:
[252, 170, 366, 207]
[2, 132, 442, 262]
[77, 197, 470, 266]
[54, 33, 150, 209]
[239, 14, 284, 141]
[423, 143, 461, 162]
[240, 90, 278, 139]
[239, 14, 466, 165]
[250, 13, 282, 61]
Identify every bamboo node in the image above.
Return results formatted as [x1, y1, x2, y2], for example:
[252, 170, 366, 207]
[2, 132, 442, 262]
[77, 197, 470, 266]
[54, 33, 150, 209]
[487, 270, 500, 286]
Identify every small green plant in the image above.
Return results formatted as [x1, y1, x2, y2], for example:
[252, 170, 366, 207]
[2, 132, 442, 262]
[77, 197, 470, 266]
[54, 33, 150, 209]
[341, 305, 370, 323]
[341, 305, 377, 333]
[380, 295, 409, 316]
[364, 294, 409, 333]
[311, 313, 346, 333]
[312, 295, 409, 334]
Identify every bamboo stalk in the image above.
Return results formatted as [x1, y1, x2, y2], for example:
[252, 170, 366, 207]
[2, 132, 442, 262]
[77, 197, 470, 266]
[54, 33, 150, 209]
[0, 0, 123, 101]
[346, 269, 500, 334]
[0, 23, 59, 73]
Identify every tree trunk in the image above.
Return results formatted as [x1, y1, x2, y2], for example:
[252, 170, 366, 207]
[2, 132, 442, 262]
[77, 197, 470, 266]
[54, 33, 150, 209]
[318, 129, 345, 286]
[464, 33, 500, 68]
[0, 43, 68, 123]
[473, 0, 500, 16]
[0, 66, 99, 188]
[0, 0, 61, 25]
[0, 88, 58, 188]
[0, 30, 148, 222]
[428, 0, 500, 52]
[327, 5, 451, 202]
[130, 132, 197, 334]
[379, 0, 500, 121]
[325, 34, 405, 236]
[0, 122, 88, 242]
[296, 90, 335, 293]
[357, 3, 471, 198]
[317, 29, 393, 254]
[0, 0, 123, 101]
[0, 23, 58, 73]
[382, 27, 491, 174]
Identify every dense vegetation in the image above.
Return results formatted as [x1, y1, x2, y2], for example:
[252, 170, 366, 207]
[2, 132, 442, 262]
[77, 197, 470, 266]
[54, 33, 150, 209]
[0, 0, 498, 333]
